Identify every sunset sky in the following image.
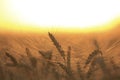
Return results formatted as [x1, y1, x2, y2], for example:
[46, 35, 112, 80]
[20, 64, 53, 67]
[0, 0, 120, 33]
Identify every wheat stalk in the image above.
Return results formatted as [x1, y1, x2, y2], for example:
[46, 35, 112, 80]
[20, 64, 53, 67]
[76, 61, 85, 80]
[0, 60, 5, 80]
[39, 50, 52, 60]
[26, 48, 37, 68]
[85, 49, 102, 67]
[56, 62, 75, 80]
[86, 57, 98, 79]
[67, 46, 71, 70]
[5, 52, 18, 66]
[48, 32, 65, 60]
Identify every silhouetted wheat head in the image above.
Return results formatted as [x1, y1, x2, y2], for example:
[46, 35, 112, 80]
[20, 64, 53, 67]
[48, 32, 65, 60]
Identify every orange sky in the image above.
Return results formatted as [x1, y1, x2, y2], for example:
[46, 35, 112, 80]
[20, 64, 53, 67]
[0, 0, 120, 33]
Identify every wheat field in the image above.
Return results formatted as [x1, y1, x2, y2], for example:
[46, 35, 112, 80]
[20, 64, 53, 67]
[0, 28, 120, 80]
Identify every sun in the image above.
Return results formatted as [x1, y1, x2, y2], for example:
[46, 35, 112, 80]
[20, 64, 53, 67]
[0, 0, 120, 33]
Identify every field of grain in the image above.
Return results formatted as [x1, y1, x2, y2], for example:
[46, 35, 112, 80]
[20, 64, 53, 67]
[0, 27, 120, 80]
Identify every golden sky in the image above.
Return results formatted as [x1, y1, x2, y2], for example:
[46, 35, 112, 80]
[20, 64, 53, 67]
[0, 0, 120, 33]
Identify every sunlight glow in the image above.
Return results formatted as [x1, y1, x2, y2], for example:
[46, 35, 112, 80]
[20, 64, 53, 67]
[0, 0, 120, 33]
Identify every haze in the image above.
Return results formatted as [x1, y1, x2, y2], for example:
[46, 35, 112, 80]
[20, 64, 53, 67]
[0, 0, 120, 33]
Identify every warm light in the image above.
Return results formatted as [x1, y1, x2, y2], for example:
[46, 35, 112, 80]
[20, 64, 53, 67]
[0, 0, 120, 33]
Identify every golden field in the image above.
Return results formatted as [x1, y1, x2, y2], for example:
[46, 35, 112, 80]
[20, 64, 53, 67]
[0, 26, 120, 80]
